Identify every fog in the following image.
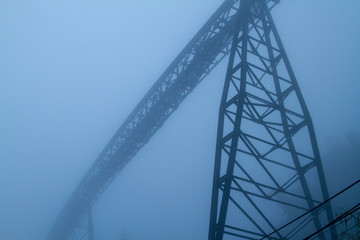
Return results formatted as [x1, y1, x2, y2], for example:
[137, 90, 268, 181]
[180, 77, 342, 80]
[1, 0, 360, 239]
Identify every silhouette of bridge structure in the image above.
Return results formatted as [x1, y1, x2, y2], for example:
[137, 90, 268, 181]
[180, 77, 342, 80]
[46, 0, 338, 239]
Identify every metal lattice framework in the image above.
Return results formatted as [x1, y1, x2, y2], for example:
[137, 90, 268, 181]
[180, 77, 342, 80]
[46, 0, 336, 239]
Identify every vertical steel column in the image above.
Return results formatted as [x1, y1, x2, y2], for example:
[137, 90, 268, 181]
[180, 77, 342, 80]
[88, 207, 95, 240]
[209, 0, 251, 239]
[262, 5, 337, 238]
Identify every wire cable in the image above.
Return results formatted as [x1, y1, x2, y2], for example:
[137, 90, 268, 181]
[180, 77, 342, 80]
[304, 202, 360, 239]
[260, 178, 360, 239]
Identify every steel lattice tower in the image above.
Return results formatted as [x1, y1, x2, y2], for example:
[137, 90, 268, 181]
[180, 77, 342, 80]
[46, 0, 336, 239]
[208, 1, 336, 239]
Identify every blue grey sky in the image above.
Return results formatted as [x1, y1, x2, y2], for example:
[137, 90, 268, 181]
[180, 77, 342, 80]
[1, 0, 360, 239]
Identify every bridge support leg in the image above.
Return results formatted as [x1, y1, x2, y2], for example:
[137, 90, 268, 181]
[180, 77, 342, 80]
[209, 0, 336, 239]
[69, 205, 95, 240]
[88, 206, 95, 240]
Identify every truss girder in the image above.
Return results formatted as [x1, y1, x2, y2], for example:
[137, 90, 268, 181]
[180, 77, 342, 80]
[208, 1, 336, 239]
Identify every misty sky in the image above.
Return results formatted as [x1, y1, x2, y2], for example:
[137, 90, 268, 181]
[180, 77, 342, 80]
[1, 0, 360, 239]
